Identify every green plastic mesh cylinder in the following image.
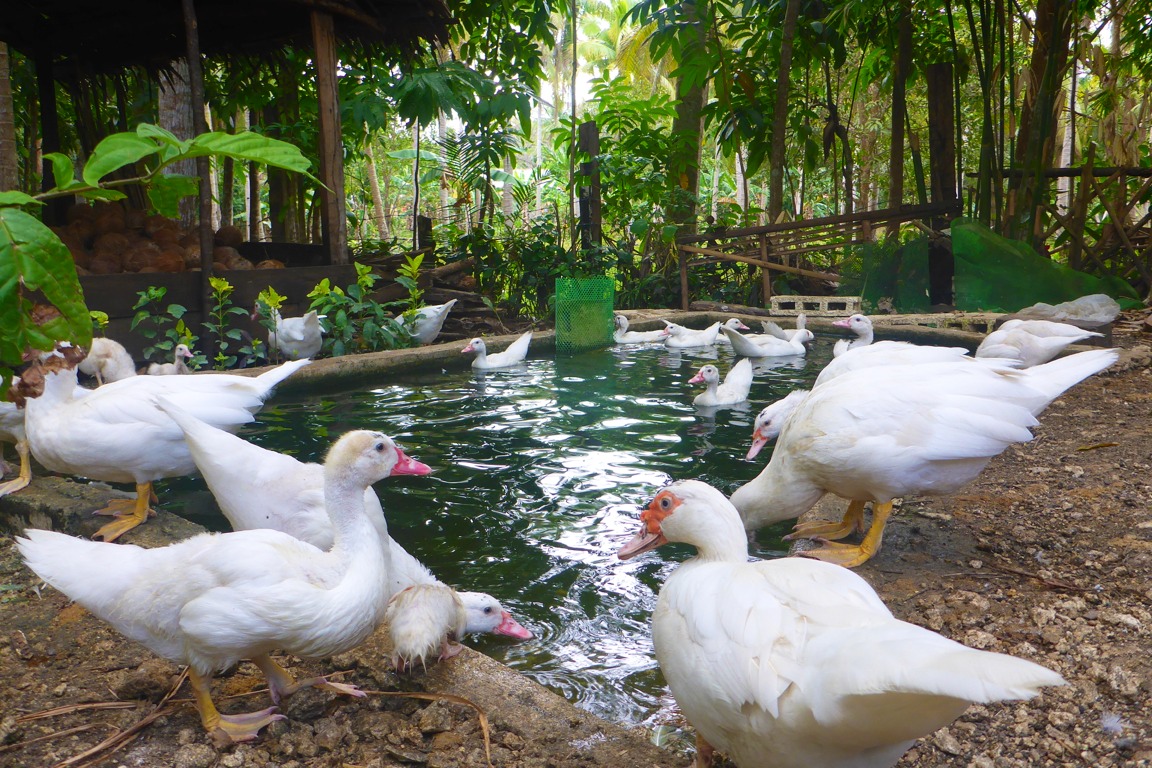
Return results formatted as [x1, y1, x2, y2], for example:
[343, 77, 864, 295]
[555, 277, 614, 353]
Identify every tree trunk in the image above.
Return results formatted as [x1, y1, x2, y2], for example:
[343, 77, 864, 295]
[1009, 0, 1073, 246]
[0, 43, 17, 192]
[886, 0, 912, 212]
[768, 0, 800, 221]
[667, 0, 708, 231]
[158, 59, 198, 227]
[364, 139, 390, 239]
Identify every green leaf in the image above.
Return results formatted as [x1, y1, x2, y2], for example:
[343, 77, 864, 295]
[0, 208, 92, 361]
[0, 191, 39, 207]
[83, 132, 162, 186]
[78, 188, 128, 202]
[136, 124, 189, 153]
[186, 132, 319, 183]
[43, 153, 79, 189]
[168, 304, 187, 319]
[147, 175, 200, 218]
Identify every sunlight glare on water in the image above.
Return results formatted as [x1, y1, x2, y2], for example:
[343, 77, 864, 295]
[166, 337, 831, 728]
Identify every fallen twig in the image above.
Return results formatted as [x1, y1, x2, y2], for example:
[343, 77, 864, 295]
[0, 724, 108, 755]
[1076, 442, 1119, 451]
[16, 702, 137, 722]
[989, 561, 1087, 592]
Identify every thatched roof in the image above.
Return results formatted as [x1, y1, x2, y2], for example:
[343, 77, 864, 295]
[0, 0, 453, 77]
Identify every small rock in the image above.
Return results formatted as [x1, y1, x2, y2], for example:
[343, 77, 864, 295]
[933, 728, 964, 755]
[418, 701, 456, 733]
[172, 743, 217, 768]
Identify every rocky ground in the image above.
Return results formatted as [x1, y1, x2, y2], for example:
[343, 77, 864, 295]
[0, 314, 1150, 768]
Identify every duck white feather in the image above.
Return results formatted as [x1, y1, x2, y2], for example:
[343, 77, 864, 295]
[689, 358, 753, 406]
[461, 330, 533, 369]
[78, 337, 137, 384]
[147, 343, 194, 375]
[17, 430, 430, 744]
[721, 326, 810, 357]
[617, 480, 1066, 768]
[730, 348, 1118, 566]
[613, 314, 669, 344]
[410, 299, 458, 345]
[663, 321, 722, 348]
[23, 357, 309, 541]
[831, 313, 874, 357]
[976, 319, 1102, 367]
[161, 405, 533, 657]
[269, 309, 325, 360]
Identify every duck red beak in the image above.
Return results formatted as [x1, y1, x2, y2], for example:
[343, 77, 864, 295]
[832, 317, 852, 328]
[617, 528, 666, 560]
[688, 370, 706, 384]
[494, 611, 534, 640]
[746, 430, 769, 460]
[391, 448, 432, 476]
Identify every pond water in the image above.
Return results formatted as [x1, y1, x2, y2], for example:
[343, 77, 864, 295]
[165, 336, 833, 728]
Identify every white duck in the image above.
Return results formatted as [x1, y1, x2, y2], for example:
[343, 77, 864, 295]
[268, 309, 325, 360]
[976, 319, 1102, 367]
[386, 584, 468, 671]
[613, 314, 669, 344]
[721, 325, 811, 357]
[160, 403, 533, 658]
[461, 330, 533, 369]
[763, 313, 809, 341]
[617, 480, 1066, 768]
[745, 341, 982, 458]
[689, 358, 753, 407]
[18, 430, 429, 745]
[730, 348, 1117, 567]
[410, 299, 458, 345]
[78, 337, 137, 384]
[712, 318, 753, 344]
[663, 321, 722, 349]
[23, 353, 309, 541]
[147, 343, 194, 375]
[831, 313, 874, 357]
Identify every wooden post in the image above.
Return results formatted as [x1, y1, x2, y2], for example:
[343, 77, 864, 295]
[926, 62, 957, 306]
[679, 247, 689, 310]
[759, 234, 772, 304]
[311, 10, 348, 265]
[180, 0, 216, 361]
[577, 121, 601, 248]
[35, 51, 69, 225]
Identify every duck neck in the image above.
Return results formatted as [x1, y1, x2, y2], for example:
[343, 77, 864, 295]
[323, 473, 384, 563]
[692, 516, 750, 563]
[40, 367, 80, 404]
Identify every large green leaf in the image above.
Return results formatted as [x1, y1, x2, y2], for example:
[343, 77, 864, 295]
[147, 174, 200, 218]
[82, 133, 164, 186]
[43, 152, 83, 190]
[0, 191, 38, 206]
[0, 208, 92, 362]
[185, 132, 318, 182]
[136, 124, 191, 164]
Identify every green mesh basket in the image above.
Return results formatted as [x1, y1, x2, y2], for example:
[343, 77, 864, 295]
[555, 277, 614, 353]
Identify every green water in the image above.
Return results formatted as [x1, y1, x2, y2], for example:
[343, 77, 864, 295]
[167, 340, 831, 727]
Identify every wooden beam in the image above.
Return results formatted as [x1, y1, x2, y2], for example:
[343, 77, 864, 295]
[676, 202, 956, 244]
[311, 10, 348, 265]
[680, 244, 839, 280]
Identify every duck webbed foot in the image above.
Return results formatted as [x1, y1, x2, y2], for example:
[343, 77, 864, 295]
[783, 499, 867, 542]
[92, 483, 156, 542]
[254, 654, 365, 705]
[189, 668, 285, 746]
[798, 501, 894, 568]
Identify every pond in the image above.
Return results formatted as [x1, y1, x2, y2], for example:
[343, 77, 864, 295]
[165, 336, 833, 728]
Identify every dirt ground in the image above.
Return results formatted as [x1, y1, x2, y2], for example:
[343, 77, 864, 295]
[0, 313, 1150, 768]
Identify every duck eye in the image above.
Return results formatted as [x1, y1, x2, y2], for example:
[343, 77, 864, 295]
[375, 442, 385, 452]
[660, 496, 671, 509]
[484, 606, 493, 614]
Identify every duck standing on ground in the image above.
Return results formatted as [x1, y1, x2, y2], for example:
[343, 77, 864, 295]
[730, 348, 1118, 567]
[18, 430, 431, 745]
[831, 313, 874, 356]
[21, 349, 309, 541]
[147, 343, 195, 375]
[410, 299, 459, 345]
[689, 358, 754, 407]
[161, 404, 533, 667]
[617, 480, 1066, 768]
[976, 319, 1103, 367]
[78, 337, 137, 384]
[613, 314, 669, 344]
[462, 330, 533, 369]
[266, 308, 325, 360]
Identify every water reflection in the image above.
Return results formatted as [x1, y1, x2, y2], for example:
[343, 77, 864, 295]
[161, 339, 830, 727]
